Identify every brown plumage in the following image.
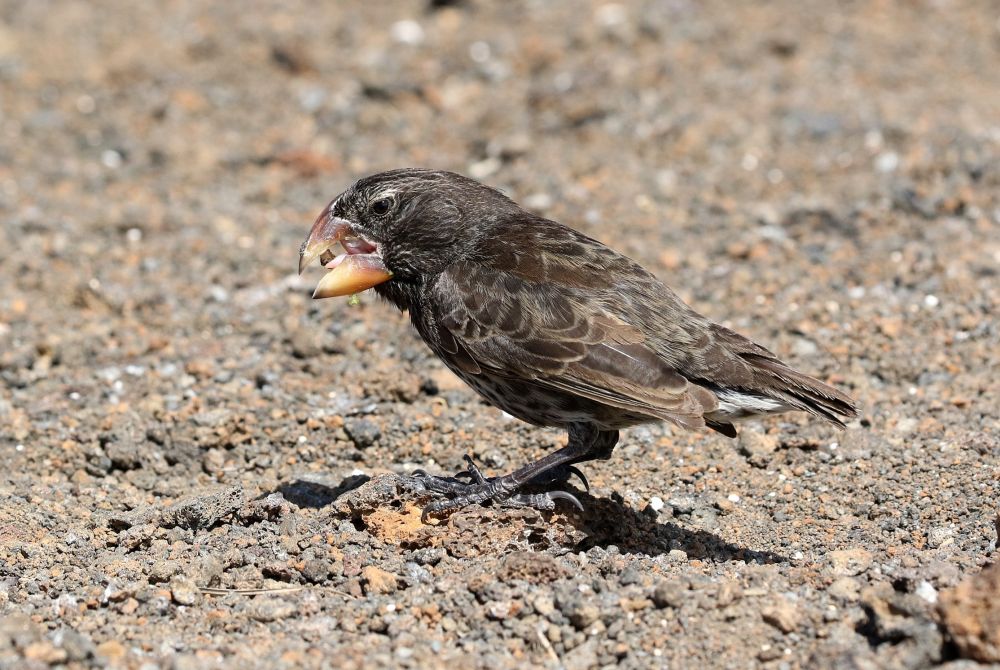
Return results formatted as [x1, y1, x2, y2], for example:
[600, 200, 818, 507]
[299, 168, 858, 520]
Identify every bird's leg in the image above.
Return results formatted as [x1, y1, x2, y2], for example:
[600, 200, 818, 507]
[410, 423, 604, 522]
[523, 429, 619, 492]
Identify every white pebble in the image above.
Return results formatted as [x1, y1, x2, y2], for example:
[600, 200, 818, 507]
[727, 494, 741, 503]
[924, 294, 939, 308]
[875, 152, 899, 173]
[915, 580, 938, 604]
[101, 149, 123, 169]
[468, 157, 501, 179]
[595, 3, 628, 27]
[469, 41, 491, 63]
[649, 496, 665, 512]
[524, 193, 553, 210]
[390, 20, 424, 46]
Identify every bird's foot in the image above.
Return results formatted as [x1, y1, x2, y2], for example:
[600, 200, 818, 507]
[408, 455, 584, 523]
[528, 463, 590, 493]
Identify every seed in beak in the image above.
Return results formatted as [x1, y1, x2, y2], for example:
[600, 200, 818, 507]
[312, 254, 393, 299]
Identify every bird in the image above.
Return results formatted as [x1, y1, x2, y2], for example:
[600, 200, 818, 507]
[298, 168, 858, 521]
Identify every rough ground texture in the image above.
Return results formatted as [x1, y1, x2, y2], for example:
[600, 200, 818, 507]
[1, 1, 998, 668]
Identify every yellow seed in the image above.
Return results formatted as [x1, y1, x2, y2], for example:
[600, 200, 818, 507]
[347, 294, 361, 306]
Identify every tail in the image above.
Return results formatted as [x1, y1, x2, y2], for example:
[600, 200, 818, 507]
[742, 354, 859, 427]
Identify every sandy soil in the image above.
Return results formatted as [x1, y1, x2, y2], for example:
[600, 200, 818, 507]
[1, 1, 999, 668]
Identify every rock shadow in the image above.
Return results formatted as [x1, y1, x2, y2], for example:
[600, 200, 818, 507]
[278, 474, 370, 509]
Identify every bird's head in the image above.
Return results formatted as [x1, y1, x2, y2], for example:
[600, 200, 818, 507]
[299, 168, 512, 299]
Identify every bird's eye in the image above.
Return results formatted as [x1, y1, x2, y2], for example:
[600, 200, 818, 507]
[371, 197, 392, 216]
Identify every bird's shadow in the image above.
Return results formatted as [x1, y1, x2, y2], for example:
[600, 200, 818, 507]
[563, 489, 788, 564]
[276, 474, 787, 565]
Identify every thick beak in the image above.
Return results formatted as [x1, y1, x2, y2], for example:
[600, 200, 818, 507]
[298, 204, 393, 299]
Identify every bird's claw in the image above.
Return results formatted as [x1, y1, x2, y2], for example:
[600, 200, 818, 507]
[410, 454, 586, 523]
[526, 463, 590, 493]
[565, 465, 590, 493]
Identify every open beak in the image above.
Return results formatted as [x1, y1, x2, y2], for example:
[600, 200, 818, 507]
[298, 203, 393, 299]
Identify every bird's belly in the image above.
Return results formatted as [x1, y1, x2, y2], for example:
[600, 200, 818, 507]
[445, 366, 655, 430]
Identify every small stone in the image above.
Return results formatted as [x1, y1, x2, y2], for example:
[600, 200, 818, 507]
[667, 494, 696, 514]
[563, 639, 599, 670]
[300, 558, 331, 584]
[715, 496, 736, 513]
[619, 567, 642, 586]
[117, 523, 156, 551]
[344, 418, 381, 449]
[95, 640, 127, 662]
[361, 565, 398, 595]
[249, 598, 297, 622]
[149, 559, 181, 583]
[667, 549, 688, 562]
[761, 598, 800, 633]
[55, 629, 94, 662]
[533, 594, 555, 617]
[289, 328, 321, 358]
[738, 428, 778, 468]
[757, 644, 783, 662]
[390, 19, 424, 45]
[23, 641, 67, 664]
[194, 555, 223, 586]
[170, 576, 199, 606]
[690, 506, 719, 528]
[556, 591, 600, 630]
[487, 601, 512, 620]
[927, 526, 955, 549]
[568, 602, 600, 630]
[716, 580, 743, 607]
[652, 580, 687, 609]
[915, 580, 938, 604]
[828, 548, 873, 576]
[238, 492, 289, 523]
[828, 577, 861, 602]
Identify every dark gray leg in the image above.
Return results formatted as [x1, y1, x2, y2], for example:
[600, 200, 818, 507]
[411, 423, 617, 522]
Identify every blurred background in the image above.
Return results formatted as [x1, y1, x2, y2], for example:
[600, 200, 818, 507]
[1, 1, 998, 668]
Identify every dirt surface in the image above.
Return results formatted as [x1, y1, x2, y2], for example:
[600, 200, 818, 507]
[1, 1, 999, 668]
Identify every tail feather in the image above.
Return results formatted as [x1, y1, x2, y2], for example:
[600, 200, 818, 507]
[742, 354, 858, 427]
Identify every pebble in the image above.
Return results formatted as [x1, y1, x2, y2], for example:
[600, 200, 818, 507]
[361, 566, 399, 595]
[556, 591, 601, 630]
[170, 577, 200, 606]
[738, 428, 779, 468]
[344, 418, 382, 449]
[827, 549, 873, 577]
[533, 594, 556, 617]
[300, 559, 331, 584]
[927, 526, 955, 549]
[250, 599, 297, 623]
[652, 581, 687, 609]
[761, 598, 801, 633]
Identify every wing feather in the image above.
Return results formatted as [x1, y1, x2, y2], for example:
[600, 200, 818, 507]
[431, 261, 715, 429]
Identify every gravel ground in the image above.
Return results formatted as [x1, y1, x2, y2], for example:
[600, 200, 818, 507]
[1, 1, 999, 668]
